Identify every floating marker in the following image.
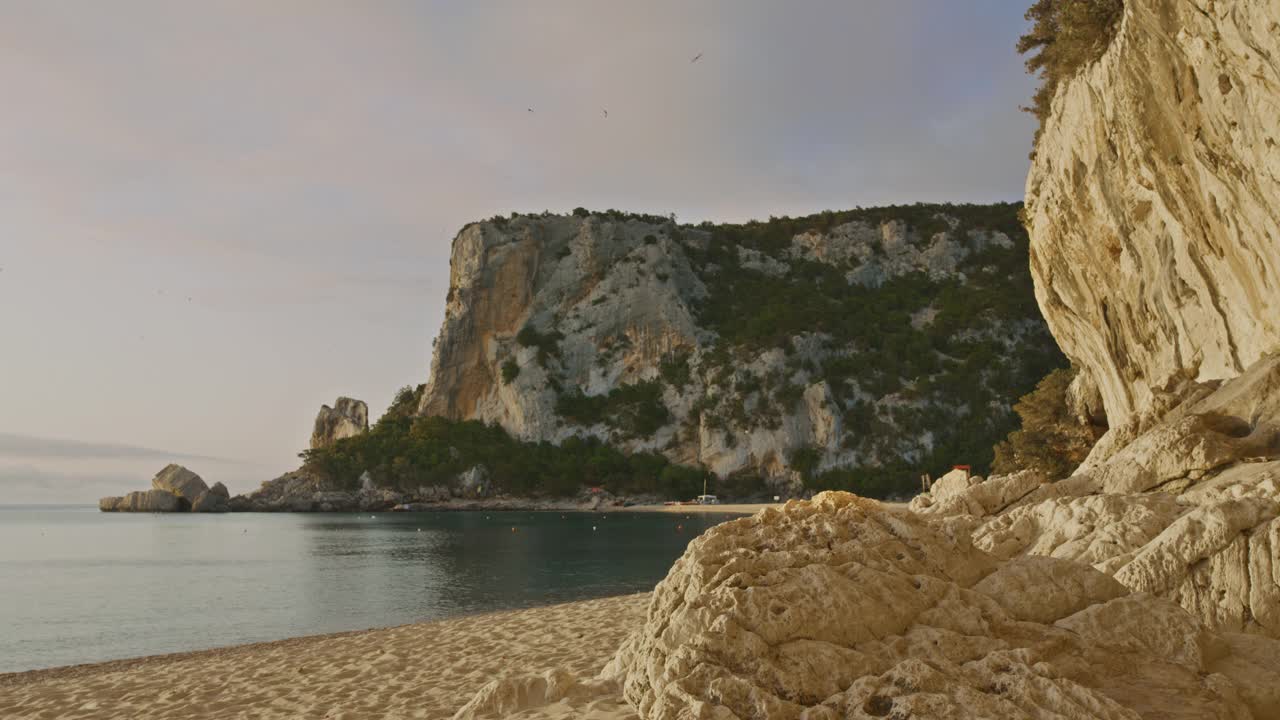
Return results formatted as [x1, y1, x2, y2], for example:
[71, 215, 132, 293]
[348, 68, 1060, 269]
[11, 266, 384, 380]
[592, 526, 597, 531]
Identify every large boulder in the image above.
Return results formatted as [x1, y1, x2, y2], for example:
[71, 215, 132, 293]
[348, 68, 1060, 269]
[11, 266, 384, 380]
[310, 397, 369, 449]
[459, 494, 1280, 719]
[150, 464, 210, 509]
[191, 481, 230, 513]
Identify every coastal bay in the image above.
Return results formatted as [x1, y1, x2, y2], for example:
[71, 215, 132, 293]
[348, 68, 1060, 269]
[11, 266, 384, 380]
[0, 506, 735, 675]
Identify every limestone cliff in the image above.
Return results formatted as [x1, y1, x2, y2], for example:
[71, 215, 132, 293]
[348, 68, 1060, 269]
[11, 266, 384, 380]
[1025, 0, 1280, 435]
[419, 206, 1063, 493]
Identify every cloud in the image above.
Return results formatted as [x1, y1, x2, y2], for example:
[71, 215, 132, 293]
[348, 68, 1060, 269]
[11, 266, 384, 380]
[0, 433, 235, 463]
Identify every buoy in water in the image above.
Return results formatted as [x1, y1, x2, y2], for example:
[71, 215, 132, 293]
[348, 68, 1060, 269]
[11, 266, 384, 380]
[511, 527, 517, 533]
[677, 524, 683, 531]
[592, 526, 597, 531]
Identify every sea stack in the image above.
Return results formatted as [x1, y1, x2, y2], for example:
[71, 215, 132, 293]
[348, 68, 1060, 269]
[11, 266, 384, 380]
[310, 397, 369, 449]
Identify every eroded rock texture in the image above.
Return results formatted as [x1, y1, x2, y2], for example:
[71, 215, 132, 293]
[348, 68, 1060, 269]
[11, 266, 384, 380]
[597, 493, 1280, 719]
[454, 494, 1280, 719]
[1025, 0, 1280, 431]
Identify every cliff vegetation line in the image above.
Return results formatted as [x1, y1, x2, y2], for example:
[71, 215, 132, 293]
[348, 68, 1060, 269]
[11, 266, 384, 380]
[1018, 0, 1124, 139]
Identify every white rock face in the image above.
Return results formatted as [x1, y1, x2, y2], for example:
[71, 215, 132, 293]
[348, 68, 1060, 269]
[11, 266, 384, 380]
[1025, 0, 1280, 431]
[310, 397, 369, 450]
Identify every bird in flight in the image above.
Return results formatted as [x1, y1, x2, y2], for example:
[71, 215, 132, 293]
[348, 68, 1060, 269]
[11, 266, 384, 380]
[602, 109, 608, 118]
[527, 108, 534, 113]
[691, 52, 703, 63]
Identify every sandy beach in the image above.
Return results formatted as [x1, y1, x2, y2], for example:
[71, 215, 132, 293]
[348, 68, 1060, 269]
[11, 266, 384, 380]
[0, 594, 649, 720]
[616, 501, 781, 514]
[619, 500, 906, 515]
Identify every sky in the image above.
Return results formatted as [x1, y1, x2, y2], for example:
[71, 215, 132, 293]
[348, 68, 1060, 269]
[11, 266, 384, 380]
[0, 1, 1040, 502]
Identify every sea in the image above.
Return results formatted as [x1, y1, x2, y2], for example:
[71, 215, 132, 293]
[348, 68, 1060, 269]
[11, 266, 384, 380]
[0, 504, 737, 673]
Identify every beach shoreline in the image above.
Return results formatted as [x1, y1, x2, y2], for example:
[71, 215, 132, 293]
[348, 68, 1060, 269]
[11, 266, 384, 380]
[0, 593, 650, 719]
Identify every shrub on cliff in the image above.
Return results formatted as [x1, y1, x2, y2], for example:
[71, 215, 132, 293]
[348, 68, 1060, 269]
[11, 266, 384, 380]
[501, 360, 520, 384]
[382, 384, 425, 421]
[1018, 0, 1125, 136]
[516, 325, 564, 366]
[992, 366, 1100, 479]
[555, 381, 670, 440]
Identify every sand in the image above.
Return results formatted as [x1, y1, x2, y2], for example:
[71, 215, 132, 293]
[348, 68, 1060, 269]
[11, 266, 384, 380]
[0, 594, 649, 720]
[616, 501, 781, 514]
[620, 500, 906, 515]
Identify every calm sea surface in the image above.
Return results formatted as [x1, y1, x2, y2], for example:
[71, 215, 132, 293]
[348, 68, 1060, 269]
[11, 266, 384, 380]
[0, 505, 737, 673]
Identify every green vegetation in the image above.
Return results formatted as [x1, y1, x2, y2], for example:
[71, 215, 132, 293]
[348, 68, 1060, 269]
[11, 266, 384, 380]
[300, 414, 711, 498]
[516, 325, 564, 366]
[1018, 0, 1125, 140]
[680, 202, 1067, 495]
[555, 381, 670, 440]
[992, 367, 1102, 479]
[501, 359, 520, 384]
[659, 351, 693, 391]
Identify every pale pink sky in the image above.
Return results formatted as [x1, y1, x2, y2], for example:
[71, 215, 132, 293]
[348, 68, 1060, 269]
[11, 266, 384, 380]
[0, 1, 1039, 501]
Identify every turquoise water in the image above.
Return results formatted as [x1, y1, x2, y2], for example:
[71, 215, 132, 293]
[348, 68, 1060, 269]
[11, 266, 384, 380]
[0, 505, 736, 673]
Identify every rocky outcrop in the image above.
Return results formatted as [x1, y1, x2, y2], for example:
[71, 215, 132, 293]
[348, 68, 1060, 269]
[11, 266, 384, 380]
[310, 397, 369, 450]
[418, 207, 1060, 493]
[191, 481, 230, 513]
[909, 356, 1280, 638]
[1024, 0, 1280, 432]
[459, 494, 1280, 719]
[99, 464, 224, 513]
[99, 489, 182, 513]
[151, 464, 209, 509]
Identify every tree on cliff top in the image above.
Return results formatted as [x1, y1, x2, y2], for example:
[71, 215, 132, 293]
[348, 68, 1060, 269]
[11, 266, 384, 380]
[992, 367, 1100, 479]
[1018, 0, 1124, 139]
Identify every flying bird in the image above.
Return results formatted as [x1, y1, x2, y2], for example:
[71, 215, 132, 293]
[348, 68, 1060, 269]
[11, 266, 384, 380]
[602, 109, 608, 118]
[691, 52, 703, 63]
[527, 108, 534, 113]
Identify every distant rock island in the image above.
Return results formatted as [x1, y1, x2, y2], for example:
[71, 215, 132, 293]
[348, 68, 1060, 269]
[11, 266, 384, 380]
[99, 464, 229, 513]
